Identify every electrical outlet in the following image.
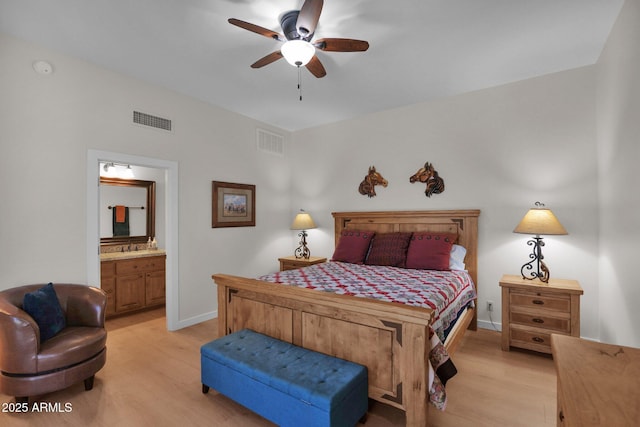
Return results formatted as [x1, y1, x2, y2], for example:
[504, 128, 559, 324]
[486, 301, 494, 312]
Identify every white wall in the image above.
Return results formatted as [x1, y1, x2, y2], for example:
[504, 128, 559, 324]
[0, 34, 293, 326]
[597, 0, 640, 347]
[290, 67, 601, 340]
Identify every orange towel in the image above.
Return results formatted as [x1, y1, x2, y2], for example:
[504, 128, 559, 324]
[115, 205, 126, 223]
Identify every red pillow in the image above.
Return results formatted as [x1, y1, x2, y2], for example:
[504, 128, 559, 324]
[332, 230, 375, 264]
[364, 232, 412, 267]
[406, 233, 457, 270]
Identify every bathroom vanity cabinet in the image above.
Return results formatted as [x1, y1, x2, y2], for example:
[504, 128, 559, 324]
[100, 251, 166, 317]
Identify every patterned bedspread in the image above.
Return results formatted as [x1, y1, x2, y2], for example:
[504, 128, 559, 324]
[259, 261, 477, 410]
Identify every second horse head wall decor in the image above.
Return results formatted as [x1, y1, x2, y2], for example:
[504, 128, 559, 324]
[410, 162, 445, 197]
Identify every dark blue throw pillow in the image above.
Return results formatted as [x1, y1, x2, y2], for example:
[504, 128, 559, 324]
[23, 283, 66, 342]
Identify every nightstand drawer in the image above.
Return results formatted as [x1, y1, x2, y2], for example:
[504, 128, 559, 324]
[510, 292, 570, 313]
[510, 326, 554, 352]
[510, 311, 570, 333]
[280, 260, 304, 271]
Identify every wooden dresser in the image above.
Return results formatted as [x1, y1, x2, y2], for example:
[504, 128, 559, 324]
[278, 256, 327, 271]
[552, 334, 640, 426]
[100, 252, 166, 317]
[500, 274, 582, 354]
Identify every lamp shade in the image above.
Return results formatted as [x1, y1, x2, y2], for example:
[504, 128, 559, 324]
[513, 206, 567, 236]
[291, 211, 316, 230]
[281, 40, 316, 66]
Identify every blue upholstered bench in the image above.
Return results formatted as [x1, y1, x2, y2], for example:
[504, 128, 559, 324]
[201, 329, 368, 427]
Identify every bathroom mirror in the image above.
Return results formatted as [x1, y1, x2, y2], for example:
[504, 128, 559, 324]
[100, 177, 156, 245]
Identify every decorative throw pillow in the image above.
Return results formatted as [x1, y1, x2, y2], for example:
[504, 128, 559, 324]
[406, 233, 458, 270]
[364, 232, 412, 267]
[332, 230, 375, 264]
[23, 283, 66, 342]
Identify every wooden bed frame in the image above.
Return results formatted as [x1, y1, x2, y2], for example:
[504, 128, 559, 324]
[213, 209, 479, 426]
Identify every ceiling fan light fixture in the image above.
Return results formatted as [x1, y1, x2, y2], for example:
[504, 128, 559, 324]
[281, 40, 315, 66]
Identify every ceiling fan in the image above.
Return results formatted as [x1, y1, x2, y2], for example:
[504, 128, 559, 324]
[228, 0, 369, 78]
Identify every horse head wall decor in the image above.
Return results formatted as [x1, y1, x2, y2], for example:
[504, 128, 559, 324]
[358, 166, 388, 198]
[409, 162, 445, 197]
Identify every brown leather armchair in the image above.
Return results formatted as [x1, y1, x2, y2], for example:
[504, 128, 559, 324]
[0, 284, 107, 402]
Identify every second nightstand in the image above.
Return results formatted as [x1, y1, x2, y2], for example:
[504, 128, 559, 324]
[278, 256, 327, 272]
[499, 274, 583, 355]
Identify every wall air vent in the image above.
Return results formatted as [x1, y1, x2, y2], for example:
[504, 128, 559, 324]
[133, 111, 172, 132]
[256, 128, 285, 157]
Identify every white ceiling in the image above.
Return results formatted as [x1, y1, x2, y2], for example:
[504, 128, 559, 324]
[0, 0, 624, 131]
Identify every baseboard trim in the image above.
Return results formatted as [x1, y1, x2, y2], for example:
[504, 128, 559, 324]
[477, 319, 502, 332]
[173, 310, 217, 331]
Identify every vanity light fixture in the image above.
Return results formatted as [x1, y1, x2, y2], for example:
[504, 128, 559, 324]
[101, 162, 135, 179]
[290, 209, 317, 259]
[513, 202, 568, 283]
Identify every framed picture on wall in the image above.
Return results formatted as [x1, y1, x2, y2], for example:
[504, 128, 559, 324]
[212, 181, 256, 228]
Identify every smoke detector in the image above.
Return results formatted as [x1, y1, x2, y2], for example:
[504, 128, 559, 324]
[32, 60, 53, 75]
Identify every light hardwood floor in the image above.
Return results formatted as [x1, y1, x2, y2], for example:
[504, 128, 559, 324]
[1, 309, 557, 426]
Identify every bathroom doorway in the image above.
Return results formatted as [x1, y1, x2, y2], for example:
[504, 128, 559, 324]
[87, 150, 179, 330]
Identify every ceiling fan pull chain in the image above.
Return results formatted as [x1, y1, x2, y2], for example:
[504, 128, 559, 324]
[297, 65, 303, 101]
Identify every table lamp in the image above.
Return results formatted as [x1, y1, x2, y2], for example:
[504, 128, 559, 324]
[291, 209, 317, 259]
[513, 202, 568, 283]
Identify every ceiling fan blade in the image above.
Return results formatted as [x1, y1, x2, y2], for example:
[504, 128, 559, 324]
[314, 38, 369, 52]
[305, 55, 326, 78]
[251, 51, 284, 68]
[296, 0, 323, 38]
[228, 18, 284, 42]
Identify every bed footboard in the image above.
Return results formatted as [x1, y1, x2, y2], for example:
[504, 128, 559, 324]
[213, 273, 433, 426]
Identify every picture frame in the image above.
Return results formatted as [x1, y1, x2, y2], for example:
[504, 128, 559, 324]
[212, 181, 256, 228]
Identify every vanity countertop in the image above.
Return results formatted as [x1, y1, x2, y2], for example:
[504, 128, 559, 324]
[100, 249, 166, 261]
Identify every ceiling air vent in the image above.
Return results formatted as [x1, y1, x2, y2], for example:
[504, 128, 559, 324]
[133, 111, 172, 132]
[256, 128, 285, 156]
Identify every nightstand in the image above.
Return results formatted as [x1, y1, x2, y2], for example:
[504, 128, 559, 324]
[499, 274, 583, 354]
[278, 256, 327, 271]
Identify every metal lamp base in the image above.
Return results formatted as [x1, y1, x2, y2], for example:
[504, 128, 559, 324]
[520, 236, 550, 283]
[294, 230, 311, 259]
